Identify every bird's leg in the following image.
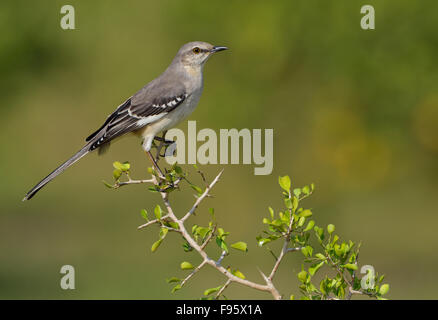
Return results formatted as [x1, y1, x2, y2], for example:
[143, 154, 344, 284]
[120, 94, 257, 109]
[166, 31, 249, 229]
[154, 136, 174, 144]
[154, 132, 176, 158]
[146, 150, 165, 179]
[154, 131, 168, 161]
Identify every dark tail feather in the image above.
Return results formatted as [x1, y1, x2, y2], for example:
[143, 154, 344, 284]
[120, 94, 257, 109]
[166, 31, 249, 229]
[23, 144, 91, 201]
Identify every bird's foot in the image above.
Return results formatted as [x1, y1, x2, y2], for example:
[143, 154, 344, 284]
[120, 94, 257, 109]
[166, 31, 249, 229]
[153, 133, 176, 160]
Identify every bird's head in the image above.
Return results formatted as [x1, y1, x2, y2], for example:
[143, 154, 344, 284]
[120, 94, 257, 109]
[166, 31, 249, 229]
[175, 41, 228, 69]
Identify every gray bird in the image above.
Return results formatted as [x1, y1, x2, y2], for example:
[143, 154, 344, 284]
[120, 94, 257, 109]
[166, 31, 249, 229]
[23, 41, 228, 201]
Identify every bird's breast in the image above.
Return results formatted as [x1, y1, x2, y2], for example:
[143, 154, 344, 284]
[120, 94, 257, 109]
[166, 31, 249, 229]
[138, 90, 202, 141]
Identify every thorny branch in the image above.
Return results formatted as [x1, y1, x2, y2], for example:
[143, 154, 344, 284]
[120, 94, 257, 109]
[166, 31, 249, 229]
[107, 152, 387, 300]
[129, 157, 301, 299]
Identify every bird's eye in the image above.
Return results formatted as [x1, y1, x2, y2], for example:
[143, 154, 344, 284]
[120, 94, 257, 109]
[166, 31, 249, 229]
[192, 47, 201, 54]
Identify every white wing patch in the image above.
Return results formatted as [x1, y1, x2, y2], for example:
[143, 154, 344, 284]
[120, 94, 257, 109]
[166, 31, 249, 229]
[135, 113, 168, 127]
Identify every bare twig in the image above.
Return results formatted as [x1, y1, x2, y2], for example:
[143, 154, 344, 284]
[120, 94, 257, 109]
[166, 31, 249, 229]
[181, 169, 224, 222]
[268, 189, 296, 282]
[181, 260, 207, 288]
[200, 225, 217, 250]
[137, 214, 170, 230]
[215, 279, 232, 299]
[146, 150, 165, 179]
[113, 178, 155, 188]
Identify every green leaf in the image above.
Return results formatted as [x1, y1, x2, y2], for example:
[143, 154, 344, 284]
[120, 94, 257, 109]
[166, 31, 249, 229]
[293, 188, 302, 198]
[171, 284, 182, 293]
[216, 237, 229, 253]
[292, 197, 298, 211]
[154, 205, 162, 219]
[159, 227, 168, 239]
[232, 269, 246, 279]
[297, 270, 308, 283]
[113, 169, 122, 180]
[167, 221, 179, 229]
[279, 175, 291, 192]
[174, 165, 183, 174]
[151, 239, 162, 253]
[147, 167, 155, 174]
[231, 241, 248, 252]
[257, 238, 271, 246]
[314, 226, 324, 239]
[300, 209, 312, 218]
[209, 208, 215, 219]
[334, 244, 343, 256]
[217, 228, 225, 237]
[309, 261, 324, 276]
[343, 264, 358, 271]
[284, 198, 292, 209]
[338, 285, 345, 299]
[182, 241, 192, 252]
[113, 161, 124, 171]
[302, 185, 310, 195]
[196, 226, 210, 239]
[298, 216, 306, 227]
[303, 220, 315, 232]
[379, 284, 389, 295]
[268, 207, 274, 219]
[102, 180, 114, 189]
[141, 209, 149, 221]
[315, 253, 326, 260]
[270, 219, 283, 227]
[301, 246, 313, 257]
[327, 224, 335, 234]
[320, 279, 327, 295]
[166, 277, 181, 283]
[190, 184, 203, 195]
[121, 161, 130, 171]
[180, 261, 194, 270]
[204, 285, 222, 296]
[113, 161, 130, 172]
[148, 186, 159, 193]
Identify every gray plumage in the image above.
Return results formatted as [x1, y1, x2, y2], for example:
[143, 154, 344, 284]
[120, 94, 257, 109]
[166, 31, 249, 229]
[23, 41, 228, 201]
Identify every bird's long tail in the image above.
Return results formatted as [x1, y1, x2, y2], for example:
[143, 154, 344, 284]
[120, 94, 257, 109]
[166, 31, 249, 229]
[23, 143, 91, 201]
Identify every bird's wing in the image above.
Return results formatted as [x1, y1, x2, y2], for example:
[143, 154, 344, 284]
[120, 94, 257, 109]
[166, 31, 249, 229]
[85, 82, 187, 151]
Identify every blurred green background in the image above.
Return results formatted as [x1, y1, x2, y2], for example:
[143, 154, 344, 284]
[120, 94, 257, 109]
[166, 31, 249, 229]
[1, 0, 437, 299]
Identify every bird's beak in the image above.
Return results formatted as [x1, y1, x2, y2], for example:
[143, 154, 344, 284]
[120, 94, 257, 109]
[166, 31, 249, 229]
[211, 46, 229, 53]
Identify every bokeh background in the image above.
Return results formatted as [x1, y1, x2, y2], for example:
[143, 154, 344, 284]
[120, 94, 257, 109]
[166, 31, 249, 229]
[1, 0, 437, 299]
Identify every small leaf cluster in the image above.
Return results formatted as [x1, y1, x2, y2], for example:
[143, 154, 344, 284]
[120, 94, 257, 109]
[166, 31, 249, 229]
[257, 175, 314, 251]
[259, 175, 389, 300]
[147, 164, 186, 193]
[298, 223, 388, 300]
[102, 161, 131, 187]
[140, 205, 179, 252]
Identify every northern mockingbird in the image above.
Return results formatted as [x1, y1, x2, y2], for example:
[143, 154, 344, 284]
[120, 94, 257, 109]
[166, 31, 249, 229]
[23, 41, 228, 201]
